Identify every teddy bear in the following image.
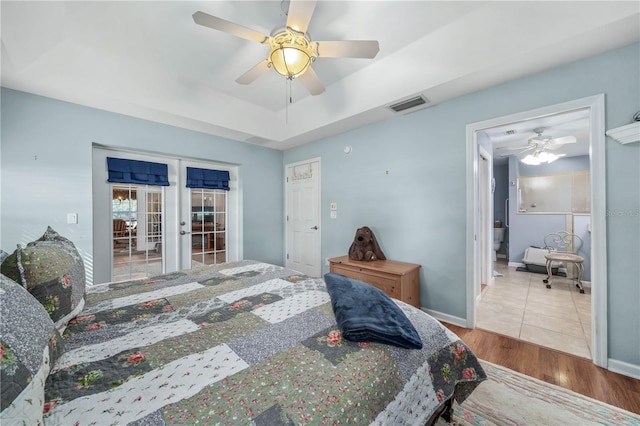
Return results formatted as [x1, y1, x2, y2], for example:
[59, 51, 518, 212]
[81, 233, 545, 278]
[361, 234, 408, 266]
[348, 226, 386, 261]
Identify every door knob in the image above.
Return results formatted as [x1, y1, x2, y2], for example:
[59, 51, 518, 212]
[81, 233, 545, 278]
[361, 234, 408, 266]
[180, 230, 191, 235]
[311, 226, 318, 230]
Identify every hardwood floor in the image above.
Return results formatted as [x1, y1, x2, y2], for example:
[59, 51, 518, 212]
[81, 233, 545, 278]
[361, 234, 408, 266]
[443, 323, 640, 414]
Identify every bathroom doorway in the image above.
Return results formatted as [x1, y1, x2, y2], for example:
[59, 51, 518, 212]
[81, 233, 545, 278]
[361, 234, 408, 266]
[466, 95, 607, 367]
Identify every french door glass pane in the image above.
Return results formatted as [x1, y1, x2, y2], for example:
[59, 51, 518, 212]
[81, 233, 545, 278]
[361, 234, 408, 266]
[191, 188, 226, 267]
[112, 184, 163, 282]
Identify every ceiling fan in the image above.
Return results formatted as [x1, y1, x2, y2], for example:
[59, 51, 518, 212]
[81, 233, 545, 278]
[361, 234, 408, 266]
[498, 127, 577, 156]
[192, 0, 380, 96]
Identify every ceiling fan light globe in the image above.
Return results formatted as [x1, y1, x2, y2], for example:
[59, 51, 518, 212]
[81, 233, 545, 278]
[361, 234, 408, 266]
[270, 45, 312, 78]
[521, 154, 542, 165]
[268, 27, 317, 79]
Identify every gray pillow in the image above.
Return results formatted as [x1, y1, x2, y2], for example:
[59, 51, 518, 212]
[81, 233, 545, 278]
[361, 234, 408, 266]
[1, 227, 87, 333]
[1, 244, 76, 332]
[29, 226, 87, 316]
[0, 274, 64, 425]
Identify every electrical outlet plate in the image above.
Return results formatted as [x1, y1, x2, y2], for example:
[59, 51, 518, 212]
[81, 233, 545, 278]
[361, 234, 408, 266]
[330, 202, 337, 211]
[67, 213, 78, 224]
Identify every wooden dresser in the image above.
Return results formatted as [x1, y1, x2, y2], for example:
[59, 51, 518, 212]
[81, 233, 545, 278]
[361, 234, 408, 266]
[328, 256, 421, 308]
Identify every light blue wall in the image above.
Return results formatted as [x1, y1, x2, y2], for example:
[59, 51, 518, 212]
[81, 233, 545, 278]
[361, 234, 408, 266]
[0, 88, 285, 281]
[284, 43, 640, 367]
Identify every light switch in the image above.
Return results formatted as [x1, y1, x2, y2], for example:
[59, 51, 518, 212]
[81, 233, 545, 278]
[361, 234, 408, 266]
[67, 213, 78, 224]
[330, 211, 337, 219]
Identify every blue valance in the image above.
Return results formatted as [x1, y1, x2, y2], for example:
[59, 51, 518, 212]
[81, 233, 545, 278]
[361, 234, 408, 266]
[107, 157, 169, 186]
[186, 167, 230, 190]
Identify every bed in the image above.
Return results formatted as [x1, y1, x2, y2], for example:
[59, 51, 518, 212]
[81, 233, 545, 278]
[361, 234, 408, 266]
[1, 230, 486, 425]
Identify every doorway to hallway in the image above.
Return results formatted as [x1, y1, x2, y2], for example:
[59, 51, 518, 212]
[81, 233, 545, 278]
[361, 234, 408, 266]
[466, 94, 607, 366]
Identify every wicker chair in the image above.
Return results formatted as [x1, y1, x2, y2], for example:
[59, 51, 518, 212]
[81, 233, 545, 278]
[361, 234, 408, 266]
[113, 219, 128, 246]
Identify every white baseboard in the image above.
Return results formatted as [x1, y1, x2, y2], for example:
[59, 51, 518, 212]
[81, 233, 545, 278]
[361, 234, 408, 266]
[497, 254, 507, 259]
[608, 359, 640, 380]
[508, 261, 525, 268]
[421, 308, 467, 328]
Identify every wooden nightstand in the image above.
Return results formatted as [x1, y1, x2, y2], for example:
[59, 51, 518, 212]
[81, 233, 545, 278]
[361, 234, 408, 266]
[328, 256, 421, 308]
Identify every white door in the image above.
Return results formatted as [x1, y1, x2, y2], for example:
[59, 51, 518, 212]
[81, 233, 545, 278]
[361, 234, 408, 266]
[286, 159, 321, 277]
[178, 160, 239, 270]
[93, 148, 178, 284]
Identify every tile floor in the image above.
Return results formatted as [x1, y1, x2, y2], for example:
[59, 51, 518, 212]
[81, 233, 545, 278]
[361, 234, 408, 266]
[476, 259, 592, 359]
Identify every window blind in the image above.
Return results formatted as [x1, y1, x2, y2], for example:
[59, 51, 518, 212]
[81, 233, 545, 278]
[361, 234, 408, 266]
[107, 157, 169, 186]
[186, 167, 230, 190]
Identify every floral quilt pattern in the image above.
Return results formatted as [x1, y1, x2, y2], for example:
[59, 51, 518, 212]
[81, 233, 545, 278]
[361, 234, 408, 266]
[44, 261, 486, 425]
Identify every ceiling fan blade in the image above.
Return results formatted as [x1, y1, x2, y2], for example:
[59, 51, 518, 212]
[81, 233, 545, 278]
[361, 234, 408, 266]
[496, 144, 531, 151]
[299, 66, 325, 95]
[193, 11, 268, 44]
[550, 135, 576, 145]
[286, 0, 317, 33]
[316, 40, 380, 58]
[235, 59, 270, 85]
[503, 146, 535, 157]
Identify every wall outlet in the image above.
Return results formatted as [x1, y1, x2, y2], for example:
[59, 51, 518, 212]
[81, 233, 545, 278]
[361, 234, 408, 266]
[330, 202, 337, 211]
[330, 211, 337, 219]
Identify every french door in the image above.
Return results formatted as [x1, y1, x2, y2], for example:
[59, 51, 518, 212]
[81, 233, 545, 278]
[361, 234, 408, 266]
[183, 187, 228, 267]
[179, 159, 238, 271]
[111, 184, 164, 282]
[94, 148, 238, 284]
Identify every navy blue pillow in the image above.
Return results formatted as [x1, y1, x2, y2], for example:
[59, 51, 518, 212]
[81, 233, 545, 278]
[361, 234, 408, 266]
[324, 273, 422, 349]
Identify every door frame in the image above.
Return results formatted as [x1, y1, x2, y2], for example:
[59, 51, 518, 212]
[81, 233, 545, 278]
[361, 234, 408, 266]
[284, 157, 322, 277]
[465, 94, 607, 367]
[478, 145, 493, 293]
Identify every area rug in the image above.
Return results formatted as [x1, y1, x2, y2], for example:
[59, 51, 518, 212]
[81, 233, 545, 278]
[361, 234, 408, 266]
[436, 360, 640, 425]
[515, 266, 566, 277]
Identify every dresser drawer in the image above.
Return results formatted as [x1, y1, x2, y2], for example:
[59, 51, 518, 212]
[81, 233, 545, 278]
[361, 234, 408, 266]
[328, 256, 421, 308]
[331, 264, 398, 298]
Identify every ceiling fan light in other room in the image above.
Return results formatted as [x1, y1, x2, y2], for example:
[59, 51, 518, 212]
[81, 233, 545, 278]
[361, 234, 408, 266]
[268, 27, 317, 79]
[521, 151, 564, 165]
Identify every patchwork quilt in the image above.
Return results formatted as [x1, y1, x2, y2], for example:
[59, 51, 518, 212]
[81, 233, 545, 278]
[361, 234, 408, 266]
[44, 260, 486, 425]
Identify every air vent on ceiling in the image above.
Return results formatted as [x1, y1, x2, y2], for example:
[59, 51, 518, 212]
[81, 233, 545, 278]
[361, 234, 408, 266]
[505, 129, 516, 135]
[388, 95, 430, 113]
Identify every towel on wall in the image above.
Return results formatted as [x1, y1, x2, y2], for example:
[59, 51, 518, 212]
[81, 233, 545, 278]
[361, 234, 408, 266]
[324, 273, 423, 349]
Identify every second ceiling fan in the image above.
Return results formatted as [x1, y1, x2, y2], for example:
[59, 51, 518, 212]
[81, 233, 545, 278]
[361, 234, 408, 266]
[498, 127, 577, 157]
[193, 0, 380, 96]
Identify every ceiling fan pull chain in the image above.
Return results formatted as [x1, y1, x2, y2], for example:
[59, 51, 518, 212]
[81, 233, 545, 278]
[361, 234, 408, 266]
[289, 78, 293, 104]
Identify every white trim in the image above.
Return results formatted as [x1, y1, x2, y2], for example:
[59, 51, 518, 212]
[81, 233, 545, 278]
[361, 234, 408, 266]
[479, 145, 493, 293]
[589, 95, 608, 369]
[608, 359, 640, 380]
[421, 308, 467, 328]
[466, 94, 607, 368]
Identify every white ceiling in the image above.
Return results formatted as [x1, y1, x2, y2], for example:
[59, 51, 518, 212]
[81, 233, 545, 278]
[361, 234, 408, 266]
[2, 1, 639, 150]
